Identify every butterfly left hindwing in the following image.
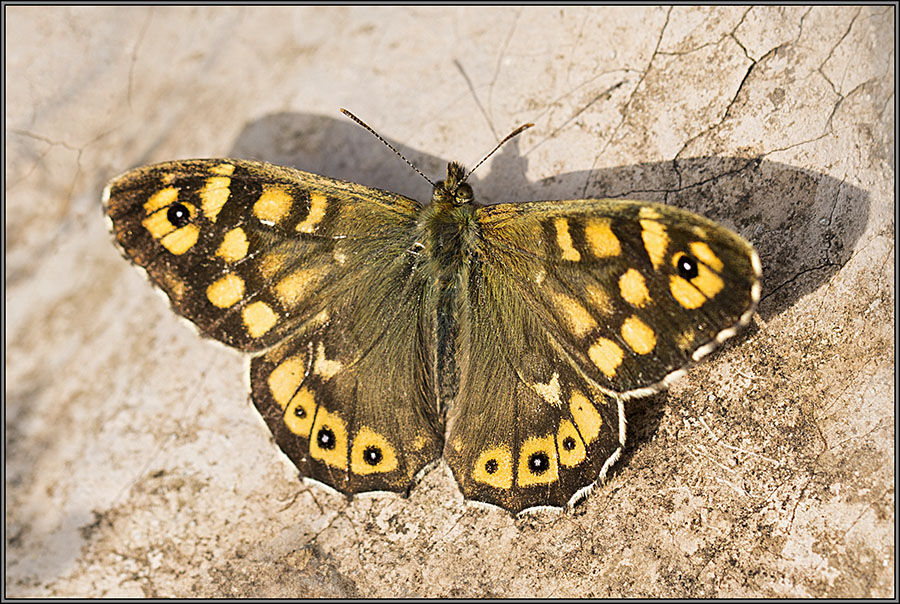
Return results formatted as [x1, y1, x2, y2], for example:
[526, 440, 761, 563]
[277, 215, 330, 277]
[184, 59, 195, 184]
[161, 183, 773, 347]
[104, 159, 444, 496]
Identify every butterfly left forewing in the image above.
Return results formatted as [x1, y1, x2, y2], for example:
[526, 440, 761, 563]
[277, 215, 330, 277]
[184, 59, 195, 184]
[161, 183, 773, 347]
[104, 159, 422, 351]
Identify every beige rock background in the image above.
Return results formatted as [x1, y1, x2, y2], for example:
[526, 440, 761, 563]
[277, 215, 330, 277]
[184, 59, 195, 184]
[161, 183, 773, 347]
[5, 5, 894, 598]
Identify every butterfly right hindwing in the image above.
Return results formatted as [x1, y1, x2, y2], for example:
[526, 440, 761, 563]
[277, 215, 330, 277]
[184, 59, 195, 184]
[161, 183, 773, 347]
[445, 254, 625, 512]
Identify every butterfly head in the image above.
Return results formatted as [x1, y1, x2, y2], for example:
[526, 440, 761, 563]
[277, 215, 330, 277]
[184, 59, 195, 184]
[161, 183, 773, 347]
[432, 162, 474, 206]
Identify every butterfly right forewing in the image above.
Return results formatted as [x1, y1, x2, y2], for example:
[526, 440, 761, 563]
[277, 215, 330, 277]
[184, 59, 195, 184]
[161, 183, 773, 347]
[475, 199, 761, 396]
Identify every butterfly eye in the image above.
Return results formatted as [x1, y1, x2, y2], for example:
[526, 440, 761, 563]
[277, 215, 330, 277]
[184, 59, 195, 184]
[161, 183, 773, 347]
[363, 445, 383, 466]
[316, 426, 336, 450]
[167, 203, 191, 228]
[456, 183, 474, 204]
[527, 451, 550, 474]
[676, 253, 699, 280]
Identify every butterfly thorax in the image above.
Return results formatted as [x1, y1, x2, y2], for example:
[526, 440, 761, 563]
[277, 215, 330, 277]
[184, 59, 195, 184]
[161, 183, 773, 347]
[419, 163, 483, 278]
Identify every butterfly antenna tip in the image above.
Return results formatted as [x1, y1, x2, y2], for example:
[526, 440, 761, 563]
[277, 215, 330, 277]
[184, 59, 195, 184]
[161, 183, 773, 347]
[340, 108, 436, 188]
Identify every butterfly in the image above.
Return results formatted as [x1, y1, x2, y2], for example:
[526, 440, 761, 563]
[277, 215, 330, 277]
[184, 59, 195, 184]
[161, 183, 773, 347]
[103, 112, 761, 513]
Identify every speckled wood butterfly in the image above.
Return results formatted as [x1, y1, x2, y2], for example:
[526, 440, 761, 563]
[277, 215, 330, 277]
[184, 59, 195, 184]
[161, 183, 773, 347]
[103, 113, 760, 513]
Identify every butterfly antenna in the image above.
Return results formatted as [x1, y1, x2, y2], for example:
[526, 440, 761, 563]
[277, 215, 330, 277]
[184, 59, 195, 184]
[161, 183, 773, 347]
[462, 122, 534, 183]
[340, 108, 437, 188]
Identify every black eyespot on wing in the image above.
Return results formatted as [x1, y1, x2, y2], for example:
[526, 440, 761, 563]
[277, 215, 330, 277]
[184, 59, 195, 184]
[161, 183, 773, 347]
[485, 458, 499, 474]
[363, 445, 383, 466]
[676, 254, 699, 279]
[317, 427, 336, 450]
[562, 436, 576, 451]
[293, 405, 306, 419]
[166, 203, 191, 228]
[528, 451, 550, 474]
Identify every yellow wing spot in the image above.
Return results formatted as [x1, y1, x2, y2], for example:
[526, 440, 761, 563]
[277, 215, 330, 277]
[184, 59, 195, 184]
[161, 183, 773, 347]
[253, 185, 293, 225]
[551, 293, 597, 337]
[209, 163, 235, 176]
[160, 224, 199, 255]
[200, 176, 231, 222]
[670, 275, 706, 309]
[142, 196, 199, 254]
[586, 285, 613, 316]
[242, 301, 278, 338]
[669, 262, 724, 309]
[517, 434, 559, 487]
[143, 208, 177, 239]
[283, 386, 316, 436]
[618, 268, 650, 307]
[412, 435, 429, 451]
[693, 261, 725, 297]
[259, 251, 288, 280]
[451, 437, 463, 453]
[297, 191, 327, 233]
[333, 249, 348, 265]
[588, 337, 623, 378]
[350, 426, 399, 475]
[275, 266, 327, 308]
[268, 355, 305, 409]
[206, 273, 245, 309]
[142, 199, 196, 240]
[216, 227, 249, 263]
[309, 407, 348, 470]
[621, 315, 656, 354]
[639, 206, 661, 220]
[676, 328, 696, 351]
[472, 445, 514, 490]
[532, 372, 563, 408]
[584, 218, 620, 257]
[641, 219, 669, 269]
[556, 419, 587, 467]
[143, 187, 179, 213]
[313, 342, 343, 380]
[690, 241, 724, 272]
[553, 218, 581, 262]
[570, 391, 603, 445]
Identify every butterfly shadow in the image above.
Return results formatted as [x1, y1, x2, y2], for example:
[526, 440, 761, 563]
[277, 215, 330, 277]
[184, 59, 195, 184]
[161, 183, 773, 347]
[232, 111, 869, 324]
[229, 110, 871, 491]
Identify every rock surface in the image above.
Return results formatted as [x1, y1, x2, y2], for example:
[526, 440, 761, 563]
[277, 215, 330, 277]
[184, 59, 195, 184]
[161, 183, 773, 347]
[6, 5, 894, 597]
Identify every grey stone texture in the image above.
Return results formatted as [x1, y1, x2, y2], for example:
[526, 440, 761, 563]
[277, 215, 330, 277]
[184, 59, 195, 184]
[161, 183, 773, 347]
[6, 5, 894, 597]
